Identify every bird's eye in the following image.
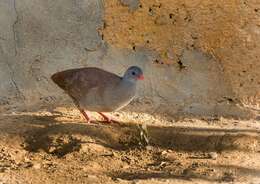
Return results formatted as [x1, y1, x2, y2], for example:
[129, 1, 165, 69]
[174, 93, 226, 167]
[132, 71, 136, 75]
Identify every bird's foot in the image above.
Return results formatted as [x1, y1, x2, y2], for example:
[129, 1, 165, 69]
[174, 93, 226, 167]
[78, 108, 118, 124]
[79, 109, 92, 123]
[98, 112, 111, 122]
[98, 112, 118, 123]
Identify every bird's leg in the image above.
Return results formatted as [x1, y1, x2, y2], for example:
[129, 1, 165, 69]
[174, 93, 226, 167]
[72, 98, 92, 123]
[98, 112, 113, 123]
[79, 109, 91, 123]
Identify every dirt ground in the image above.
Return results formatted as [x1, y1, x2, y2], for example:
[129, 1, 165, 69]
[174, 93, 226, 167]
[0, 107, 259, 184]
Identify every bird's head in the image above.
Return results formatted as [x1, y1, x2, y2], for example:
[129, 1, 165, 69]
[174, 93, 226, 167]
[123, 66, 144, 82]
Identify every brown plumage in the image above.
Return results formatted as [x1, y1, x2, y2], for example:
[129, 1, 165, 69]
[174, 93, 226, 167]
[51, 68, 121, 105]
[51, 66, 144, 123]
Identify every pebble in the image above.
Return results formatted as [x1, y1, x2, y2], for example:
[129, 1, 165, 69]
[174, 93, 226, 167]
[48, 146, 56, 153]
[100, 151, 114, 157]
[182, 168, 196, 177]
[145, 145, 153, 151]
[208, 152, 218, 159]
[161, 150, 168, 156]
[33, 163, 42, 169]
[22, 162, 33, 168]
[86, 174, 99, 181]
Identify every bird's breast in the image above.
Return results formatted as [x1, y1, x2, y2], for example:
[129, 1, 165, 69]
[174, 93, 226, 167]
[103, 81, 136, 111]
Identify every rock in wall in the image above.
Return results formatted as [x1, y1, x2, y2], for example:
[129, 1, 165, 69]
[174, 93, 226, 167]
[0, 0, 259, 118]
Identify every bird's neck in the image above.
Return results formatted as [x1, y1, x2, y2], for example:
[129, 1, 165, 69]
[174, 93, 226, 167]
[117, 78, 137, 97]
[115, 79, 136, 100]
[121, 78, 137, 86]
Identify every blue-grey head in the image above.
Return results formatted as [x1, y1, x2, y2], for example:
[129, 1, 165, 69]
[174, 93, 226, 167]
[123, 66, 144, 82]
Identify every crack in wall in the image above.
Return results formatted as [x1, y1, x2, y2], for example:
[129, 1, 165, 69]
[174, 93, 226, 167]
[0, 0, 25, 101]
[5, 58, 25, 101]
[0, 45, 24, 100]
[12, 0, 18, 56]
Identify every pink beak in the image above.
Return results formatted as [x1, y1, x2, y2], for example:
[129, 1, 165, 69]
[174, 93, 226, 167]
[138, 75, 144, 80]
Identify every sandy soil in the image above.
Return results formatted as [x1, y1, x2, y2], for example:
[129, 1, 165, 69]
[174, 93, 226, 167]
[0, 107, 260, 184]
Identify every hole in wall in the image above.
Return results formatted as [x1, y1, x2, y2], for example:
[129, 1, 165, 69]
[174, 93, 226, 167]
[177, 59, 186, 70]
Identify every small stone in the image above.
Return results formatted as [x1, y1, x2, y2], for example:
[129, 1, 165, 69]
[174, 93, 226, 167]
[80, 144, 89, 153]
[182, 168, 194, 177]
[101, 151, 114, 157]
[222, 172, 235, 182]
[81, 143, 107, 154]
[33, 163, 41, 169]
[22, 162, 33, 168]
[48, 146, 56, 153]
[122, 165, 130, 169]
[145, 145, 153, 151]
[208, 152, 218, 159]
[86, 174, 99, 181]
[161, 150, 168, 155]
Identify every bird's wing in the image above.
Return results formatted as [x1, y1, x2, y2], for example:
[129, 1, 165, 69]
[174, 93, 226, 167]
[51, 67, 122, 100]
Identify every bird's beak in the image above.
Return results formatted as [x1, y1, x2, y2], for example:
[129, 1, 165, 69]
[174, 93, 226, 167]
[138, 75, 144, 80]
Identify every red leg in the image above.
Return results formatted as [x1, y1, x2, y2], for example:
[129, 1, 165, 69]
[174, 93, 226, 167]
[72, 99, 92, 123]
[98, 112, 113, 123]
[79, 109, 91, 123]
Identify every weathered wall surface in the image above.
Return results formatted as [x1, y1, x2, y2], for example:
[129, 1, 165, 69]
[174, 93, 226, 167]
[0, 0, 259, 118]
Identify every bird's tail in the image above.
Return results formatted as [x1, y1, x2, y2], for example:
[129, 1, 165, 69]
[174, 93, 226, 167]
[51, 72, 59, 84]
[51, 71, 67, 89]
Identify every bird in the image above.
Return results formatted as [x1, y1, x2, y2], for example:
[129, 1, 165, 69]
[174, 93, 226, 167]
[51, 66, 144, 123]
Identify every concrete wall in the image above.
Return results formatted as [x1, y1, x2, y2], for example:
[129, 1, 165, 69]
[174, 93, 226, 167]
[0, 0, 259, 118]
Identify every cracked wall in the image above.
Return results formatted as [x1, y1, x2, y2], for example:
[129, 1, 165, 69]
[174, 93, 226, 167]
[0, 0, 259, 118]
[102, 0, 260, 111]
